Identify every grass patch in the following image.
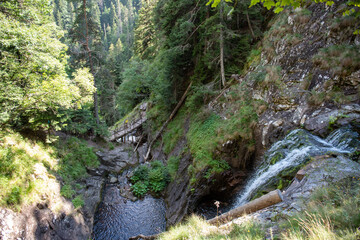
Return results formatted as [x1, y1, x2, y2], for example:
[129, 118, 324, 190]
[72, 195, 84, 209]
[167, 155, 180, 180]
[281, 177, 360, 239]
[186, 84, 257, 180]
[163, 109, 187, 154]
[158, 215, 265, 240]
[0, 129, 57, 209]
[54, 136, 99, 199]
[313, 44, 360, 77]
[0, 129, 99, 210]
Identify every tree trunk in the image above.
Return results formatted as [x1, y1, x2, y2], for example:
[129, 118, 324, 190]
[83, 0, 100, 125]
[207, 190, 283, 225]
[219, 1, 225, 88]
[144, 82, 192, 161]
[246, 11, 256, 39]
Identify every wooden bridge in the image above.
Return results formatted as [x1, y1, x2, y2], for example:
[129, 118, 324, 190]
[108, 102, 148, 142]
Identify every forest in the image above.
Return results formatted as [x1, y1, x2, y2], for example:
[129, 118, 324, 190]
[1, 0, 360, 239]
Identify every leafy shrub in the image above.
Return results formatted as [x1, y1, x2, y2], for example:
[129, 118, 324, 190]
[59, 106, 109, 137]
[130, 161, 170, 197]
[130, 165, 150, 183]
[131, 181, 149, 197]
[72, 195, 84, 208]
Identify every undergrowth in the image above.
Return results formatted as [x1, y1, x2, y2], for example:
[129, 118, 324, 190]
[281, 177, 360, 239]
[0, 129, 98, 210]
[162, 109, 187, 155]
[186, 84, 257, 182]
[130, 161, 170, 197]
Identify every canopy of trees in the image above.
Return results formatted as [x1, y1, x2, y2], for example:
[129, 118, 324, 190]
[0, 0, 95, 131]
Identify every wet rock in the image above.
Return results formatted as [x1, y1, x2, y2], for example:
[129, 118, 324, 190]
[110, 176, 118, 183]
[224, 155, 360, 233]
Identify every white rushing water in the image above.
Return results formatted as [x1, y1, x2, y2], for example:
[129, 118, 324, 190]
[233, 127, 359, 207]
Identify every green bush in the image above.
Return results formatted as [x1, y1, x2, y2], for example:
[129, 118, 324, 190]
[72, 195, 84, 208]
[131, 181, 149, 197]
[130, 165, 150, 183]
[130, 161, 170, 197]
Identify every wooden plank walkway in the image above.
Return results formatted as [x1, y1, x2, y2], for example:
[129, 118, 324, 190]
[108, 103, 148, 142]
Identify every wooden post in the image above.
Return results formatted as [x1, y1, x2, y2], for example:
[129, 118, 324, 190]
[207, 190, 283, 225]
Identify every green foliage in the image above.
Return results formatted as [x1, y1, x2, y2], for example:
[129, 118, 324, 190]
[60, 184, 76, 198]
[6, 186, 22, 206]
[130, 161, 170, 197]
[116, 58, 152, 116]
[206, 0, 233, 8]
[59, 105, 109, 137]
[54, 136, 99, 202]
[131, 181, 149, 197]
[185, 86, 217, 112]
[167, 156, 180, 180]
[0, 1, 95, 131]
[131, 165, 150, 183]
[163, 109, 187, 154]
[72, 195, 84, 208]
[56, 137, 99, 183]
[249, 0, 360, 33]
[0, 129, 97, 210]
[186, 84, 257, 180]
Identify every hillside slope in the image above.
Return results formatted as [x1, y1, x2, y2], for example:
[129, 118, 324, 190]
[151, 1, 360, 227]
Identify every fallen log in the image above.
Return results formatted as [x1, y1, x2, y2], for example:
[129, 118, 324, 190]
[144, 82, 192, 161]
[207, 189, 283, 225]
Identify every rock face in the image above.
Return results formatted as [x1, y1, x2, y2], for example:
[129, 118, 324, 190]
[162, 2, 360, 228]
[247, 3, 360, 150]
[0, 144, 140, 240]
[163, 135, 250, 227]
[224, 155, 360, 235]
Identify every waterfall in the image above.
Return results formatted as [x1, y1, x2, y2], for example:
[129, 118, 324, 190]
[233, 127, 359, 207]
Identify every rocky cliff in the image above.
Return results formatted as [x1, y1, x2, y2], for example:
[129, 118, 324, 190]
[161, 1, 360, 227]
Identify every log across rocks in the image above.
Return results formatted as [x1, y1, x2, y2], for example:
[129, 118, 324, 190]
[207, 189, 283, 225]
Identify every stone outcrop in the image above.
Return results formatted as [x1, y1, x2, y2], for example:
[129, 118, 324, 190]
[161, 1, 360, 228]
[220, 155, 360, 236]
[250, 3, 360, 149]
[0, 143, 141, 240]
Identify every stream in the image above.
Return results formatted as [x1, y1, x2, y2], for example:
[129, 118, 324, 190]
[198, 126, 359, 218]
[92, 126, 359, 238]
[232, 126, 359, 207]
[92, 178, 166, 240]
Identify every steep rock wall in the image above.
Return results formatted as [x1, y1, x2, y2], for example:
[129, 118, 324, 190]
[162, 1, 360, 227]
